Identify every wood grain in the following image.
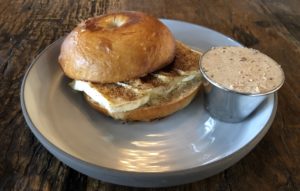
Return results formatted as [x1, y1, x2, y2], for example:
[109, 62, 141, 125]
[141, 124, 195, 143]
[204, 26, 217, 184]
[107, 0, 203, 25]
[0, 0, 299, 190]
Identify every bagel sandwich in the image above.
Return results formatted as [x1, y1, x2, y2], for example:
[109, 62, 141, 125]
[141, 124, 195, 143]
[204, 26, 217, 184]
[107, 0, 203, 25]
[58, 11, 202, 121]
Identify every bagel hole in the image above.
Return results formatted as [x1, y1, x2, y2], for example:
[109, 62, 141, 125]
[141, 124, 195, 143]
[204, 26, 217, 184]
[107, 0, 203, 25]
[107, 16, 126, 28]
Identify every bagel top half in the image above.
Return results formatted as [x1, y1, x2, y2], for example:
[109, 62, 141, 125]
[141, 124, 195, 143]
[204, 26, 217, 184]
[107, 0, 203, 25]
[58, 11, 176, 83]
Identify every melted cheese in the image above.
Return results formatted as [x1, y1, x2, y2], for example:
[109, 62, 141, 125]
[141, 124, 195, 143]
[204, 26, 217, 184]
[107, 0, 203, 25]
[70, 70, 200, 113]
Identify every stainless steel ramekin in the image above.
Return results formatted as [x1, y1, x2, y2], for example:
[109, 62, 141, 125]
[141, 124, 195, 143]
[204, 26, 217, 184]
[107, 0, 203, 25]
[199, 54, 284, 123]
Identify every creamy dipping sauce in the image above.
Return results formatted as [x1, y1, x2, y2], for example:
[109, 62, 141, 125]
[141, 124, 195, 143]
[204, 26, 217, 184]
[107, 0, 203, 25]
[200, 47, 284, 94]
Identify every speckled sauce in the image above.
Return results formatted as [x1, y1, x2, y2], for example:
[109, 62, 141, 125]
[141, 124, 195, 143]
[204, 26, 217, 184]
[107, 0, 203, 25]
[200, 47, 284, 94]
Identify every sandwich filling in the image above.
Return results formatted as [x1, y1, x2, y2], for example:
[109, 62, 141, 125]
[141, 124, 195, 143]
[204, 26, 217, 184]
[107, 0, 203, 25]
[70, 42, 202, 113]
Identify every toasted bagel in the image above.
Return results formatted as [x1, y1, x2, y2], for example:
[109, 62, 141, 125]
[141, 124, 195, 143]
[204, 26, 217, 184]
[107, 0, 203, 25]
[60, 12, 203, 121]
[59, 11, 175, 83]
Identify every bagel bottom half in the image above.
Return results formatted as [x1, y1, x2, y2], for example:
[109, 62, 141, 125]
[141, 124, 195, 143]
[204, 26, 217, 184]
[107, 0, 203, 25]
[84, 83, 201, 121]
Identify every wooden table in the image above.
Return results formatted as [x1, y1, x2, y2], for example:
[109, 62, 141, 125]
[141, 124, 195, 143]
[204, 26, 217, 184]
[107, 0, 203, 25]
[1, 0, 299, 190]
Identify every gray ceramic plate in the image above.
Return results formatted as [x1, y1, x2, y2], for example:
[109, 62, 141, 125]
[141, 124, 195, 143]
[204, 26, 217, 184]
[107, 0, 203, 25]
[21, 19, 277, 187]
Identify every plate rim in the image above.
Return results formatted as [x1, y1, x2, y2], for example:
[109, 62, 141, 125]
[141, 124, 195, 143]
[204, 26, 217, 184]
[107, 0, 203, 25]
[160, 19, 243, 47]
[20, 19, 277, 184]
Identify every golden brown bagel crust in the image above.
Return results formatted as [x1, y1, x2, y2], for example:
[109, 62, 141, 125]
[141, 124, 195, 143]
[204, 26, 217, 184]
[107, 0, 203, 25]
[59, 11, 176, 83]
[84, 85, 200, 121]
